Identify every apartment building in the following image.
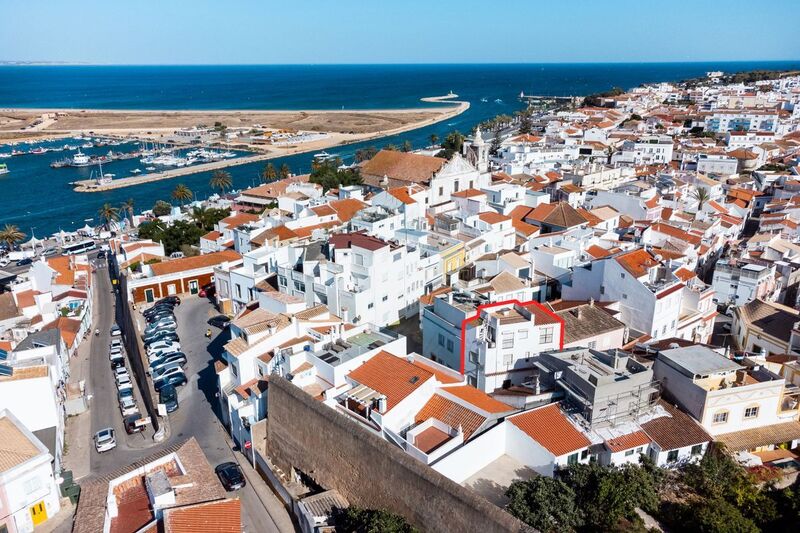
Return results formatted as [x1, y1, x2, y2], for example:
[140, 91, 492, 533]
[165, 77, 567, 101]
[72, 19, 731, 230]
[653, 345, 800, 452]
[705, 109, 779, 133]
[712, 260, 778, 306]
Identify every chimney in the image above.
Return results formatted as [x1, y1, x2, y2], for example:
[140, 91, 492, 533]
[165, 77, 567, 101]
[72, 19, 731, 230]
[577, 307, 584, 320]
[589, 298, 595, 307]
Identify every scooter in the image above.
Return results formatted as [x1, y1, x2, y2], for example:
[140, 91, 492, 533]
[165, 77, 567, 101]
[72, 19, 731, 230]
[205, 328, 212, 338]
[95, 328, 100, 336]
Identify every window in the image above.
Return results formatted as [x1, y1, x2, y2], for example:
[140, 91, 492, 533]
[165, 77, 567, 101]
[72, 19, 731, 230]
[625, 449, 635, 456]
[744, 406, 759, 419]
[636, 447, 643, 454]
[667, 450, 679, 463]
[588, 341, 597, 349]
[453, 181, 460, 192]
[580, 450, 589, 460]
[691, 444, 703, 456]
[502, 332, 514, 349]
[438, 186, 444, 197]
[567, 453, 579, 465]
[518, 330, 528, 339]
[382, 295, 388, 302]
[230, 363, 238, 377]
[367, 303, 374, 309]
[712, 411, 728, 424]
[467, 375, 477, 387]
[354, 254, 364, 266]
[446, 339, 454, 351]
[600, 285, 605, 295]
[622, 293, 628, 300]
[393, 253, 402, 262]
[469, 351, 478, 363]
[438, 333, 445, 347]
[503, 352, 513, 366]
[620, 272, 625, 279]
[539, 327, 553, 344]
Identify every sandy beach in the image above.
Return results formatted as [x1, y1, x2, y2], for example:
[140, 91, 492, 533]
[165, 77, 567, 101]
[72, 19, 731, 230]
[8, 95, 468, 192]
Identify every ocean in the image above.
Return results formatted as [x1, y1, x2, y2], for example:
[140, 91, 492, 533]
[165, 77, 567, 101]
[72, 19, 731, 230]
[1, 62, 798, 235]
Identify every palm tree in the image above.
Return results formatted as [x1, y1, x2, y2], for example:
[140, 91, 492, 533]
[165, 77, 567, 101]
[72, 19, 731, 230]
[209, 170, 232, 194]
[171, 184, 193, 205]
[279, 163, 291, 180]
[98, 203, 120, 230]
[691, 186, 711, 211]
[121, 198, 135, 224]
[0, 224, 25, 250]
[262, 163, 277, 183]
[429, 133, 439, 147]
[190, 206, 209, 229]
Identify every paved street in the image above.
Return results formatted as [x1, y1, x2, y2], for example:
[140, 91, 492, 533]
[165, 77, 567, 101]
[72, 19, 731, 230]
[63, 259, 293, 532]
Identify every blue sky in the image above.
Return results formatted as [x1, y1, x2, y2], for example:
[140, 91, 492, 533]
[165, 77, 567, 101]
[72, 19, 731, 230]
[2, 0, 798, 64]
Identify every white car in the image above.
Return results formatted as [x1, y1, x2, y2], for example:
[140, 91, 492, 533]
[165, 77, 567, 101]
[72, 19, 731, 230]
[152, 364, 183, 382]
[119, 396, 139, 416]
[94, 428, 116, 453]
[110, 325, 122, 337]
[0, 258, 9, 268]
[114, 366, 129, 379]
[116, 373, 133, 390]
[147, 340, 180, 353]
[110, 339, 123, 350]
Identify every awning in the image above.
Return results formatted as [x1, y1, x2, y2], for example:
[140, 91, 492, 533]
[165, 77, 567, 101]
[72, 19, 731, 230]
[715, 420, 800, 452]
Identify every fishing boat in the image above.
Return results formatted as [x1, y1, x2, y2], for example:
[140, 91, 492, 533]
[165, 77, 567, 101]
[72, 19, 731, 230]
[494, 98, 503, 104]
[29, 147, 47, 155]
[145, 166, 156, 171]
[480, 97, 488, 103]
[0, 153, 10, 158]
[81, 142, 93, 149]
[0, 163, 9, 175]
[131, 168, 142, 174]
[11, 149, 25, 156]
[313, 151, 338, 161]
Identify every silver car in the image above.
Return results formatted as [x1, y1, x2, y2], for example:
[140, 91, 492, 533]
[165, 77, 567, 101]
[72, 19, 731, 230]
[94, 428, 116, 453]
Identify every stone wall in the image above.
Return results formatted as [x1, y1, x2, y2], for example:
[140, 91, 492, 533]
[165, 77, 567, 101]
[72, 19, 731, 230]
[265, 376, 532, 533]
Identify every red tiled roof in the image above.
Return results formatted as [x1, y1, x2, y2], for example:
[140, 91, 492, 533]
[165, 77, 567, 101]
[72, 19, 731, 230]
[585, 244, 611, 259]
[443, 385, 514, 414]
[605, 430, 651, 452]
[415, 394, 486, 441]
[329, 231, 388, 252]
[361, 150, 447, 183]
[149, 250, 241, 277]
[348, 351, 433, 412]
[510, 404, 590, 456]
[478, 211, 511, 225]
[616, 249, 659, 278]
[451, 188, 485, 199]
[163, 498, 241, 533]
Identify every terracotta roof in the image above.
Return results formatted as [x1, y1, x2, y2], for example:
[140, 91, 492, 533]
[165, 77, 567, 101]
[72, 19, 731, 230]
[220, 212, 260, 228]
[605, 430, 651, 452]
[510, 404, 591, 456]
[348, 351, 433, 413]
[361, 150, 446, 184]
[42, 316, 82, 347]
[387, 185, 425, 204]
[443, 385, 514, 414]
[239, 175, 311, 200]
[415, 394, 487, 441]
[329, 231, 388, 252]
[585, 244, 611, 259]
[149, 250, 241, 277]
[641, 401, 712, 451]
[478, 211, 511, 225]
[542, 202, 588, 229]
[650, 223, 702, 246]
[452, 188, 486, 199]
[0, 415, 42, 473]
[14, 289, 40, 308]
[163, 498, 241, 533]
[674, 267, 696, 282]
[616, 249, 659, 278]
[408, 357, 462, 384]
[201, 230, 221, 241]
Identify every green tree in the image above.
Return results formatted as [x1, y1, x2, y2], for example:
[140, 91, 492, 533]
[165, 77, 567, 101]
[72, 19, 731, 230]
[506, 477, 582, 533]
[332, 507, 417, 533]
[261, 162, 278, 183]
[490, 132, 503, 156]
[518, 112, 533, 134]
[401, 140, 413, 152]
[0, 224, 25, 250]
[171, 184, 193, 205]
[279, 163, 291, 179]
[190, 206, 209, 229]
[98, 203, 120, 230]
[121, 198, 136, 223]
[210, 170, 232, 194]
[309, 158, 362, 192]
[429, 133, 439, 147]
[152, 200, 172, 217]
[679, 499, 759, 533]
[436, 131, 465, 159]
[691, 186, 711, 211]
[355, 146, 378, 162]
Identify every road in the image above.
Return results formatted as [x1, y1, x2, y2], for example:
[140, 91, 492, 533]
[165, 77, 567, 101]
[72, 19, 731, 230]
[86, 263, 293, 532]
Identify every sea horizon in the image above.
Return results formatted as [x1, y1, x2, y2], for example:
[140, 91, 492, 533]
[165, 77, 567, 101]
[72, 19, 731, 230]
[1, 60, 798, 234]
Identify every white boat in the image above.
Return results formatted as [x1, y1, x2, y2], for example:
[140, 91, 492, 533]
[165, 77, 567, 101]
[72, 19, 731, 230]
[0, 153, 10, 158]
[494, 98, 503, 104]
[480, 97, 488, 102]
[131, 168, 141, 174]
[145, 166, 156, 171]
[0, 163, 9, 175]
[72, 150, 91, 167]
[81, 142, 93, 149]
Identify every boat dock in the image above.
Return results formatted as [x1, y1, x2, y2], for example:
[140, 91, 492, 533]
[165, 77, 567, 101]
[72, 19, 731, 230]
[71, 152, 274, 192]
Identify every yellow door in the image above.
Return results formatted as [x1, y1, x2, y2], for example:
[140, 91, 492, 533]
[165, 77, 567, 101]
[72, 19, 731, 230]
[30, 500, 48, 526]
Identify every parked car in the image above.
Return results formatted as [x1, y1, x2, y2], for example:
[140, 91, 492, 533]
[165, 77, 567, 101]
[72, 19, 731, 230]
[152, 365, 184, 382]
[159, 384, 179, 413]
[16, 258, 33, 266]
[147, 339, 181, 353]
[110, 325, 121, 337]
[146, 309, 174, 322]
[41, 248, 58, 257]
[110, 357, 125, 370]
[145, 320, 176, 335]
[116, 374, 133, 391]
[113, 366, 129, 378]
[94, 428, 116, 453]
[156, 296, 181, 306]
[215, 462, 246, 491]
[144, 332, 179, 346]
[154, 372, 187, 392]
[97, 250, 106, 259]
[144, 303, 174, 319]
[118, 387, 133, 403]
[149, 353, 187, 370]
[110, 338, 123, 350]
[208, 315, 231, 329]
[124, 414, 145, 434]
[199, 284, 215, 298]
[0, 258, 9, 267]
[119, 395, 139, 417]
[146, 315, 176, 329]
